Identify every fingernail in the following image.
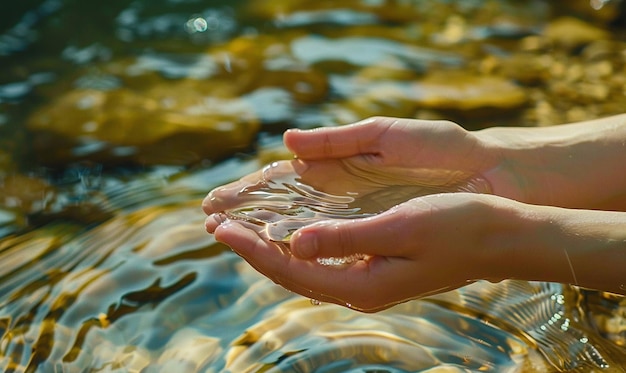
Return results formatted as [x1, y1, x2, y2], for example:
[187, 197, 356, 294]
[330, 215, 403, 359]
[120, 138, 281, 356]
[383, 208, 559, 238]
[213, 213, 228, 224]
[292, 231, 318, 259]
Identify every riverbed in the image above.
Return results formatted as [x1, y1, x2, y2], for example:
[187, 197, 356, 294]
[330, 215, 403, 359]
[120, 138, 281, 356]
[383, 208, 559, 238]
[1, 0, 625, 371]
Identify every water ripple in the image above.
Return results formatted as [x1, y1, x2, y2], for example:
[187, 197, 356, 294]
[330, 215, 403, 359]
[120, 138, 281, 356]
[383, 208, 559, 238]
[0, 199, 624, 371]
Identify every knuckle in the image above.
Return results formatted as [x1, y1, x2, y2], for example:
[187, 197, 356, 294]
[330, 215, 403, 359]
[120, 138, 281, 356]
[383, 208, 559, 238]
[322, 133, 334, 157]
[335, 224, 355, 257]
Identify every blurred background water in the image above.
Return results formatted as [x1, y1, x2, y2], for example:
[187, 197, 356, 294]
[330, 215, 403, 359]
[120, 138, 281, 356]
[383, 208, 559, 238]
[1, 0, 625, 371]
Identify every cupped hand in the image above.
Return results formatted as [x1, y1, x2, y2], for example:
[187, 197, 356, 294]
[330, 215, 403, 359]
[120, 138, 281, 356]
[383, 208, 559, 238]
[201, 117, 521, 311]
[208, 192, 527, 312]
[202, 115, 626, 308]
[203, 117, 502, 223]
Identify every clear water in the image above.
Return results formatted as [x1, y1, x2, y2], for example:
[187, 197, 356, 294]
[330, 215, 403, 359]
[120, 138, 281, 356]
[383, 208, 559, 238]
[2, 173, 625, 371]
[217, 159, 492, 266]
[219, 160, 491, 243]
[1, 0, 625, 371]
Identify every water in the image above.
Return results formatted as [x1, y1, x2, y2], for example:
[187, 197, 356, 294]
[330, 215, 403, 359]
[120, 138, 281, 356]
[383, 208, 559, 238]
[1, 0, 626, 371]
[590, 0, 613, 10]
[217, 159, 491, 245]
[214, 159, 491, 266]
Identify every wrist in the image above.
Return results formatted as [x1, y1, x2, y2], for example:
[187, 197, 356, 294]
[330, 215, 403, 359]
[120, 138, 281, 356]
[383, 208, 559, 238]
[475, 127, 543, 204]
[476, 200, 556, 283]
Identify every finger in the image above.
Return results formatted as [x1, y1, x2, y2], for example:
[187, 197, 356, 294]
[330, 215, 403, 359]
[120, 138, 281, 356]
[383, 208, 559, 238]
[215, 220, 408, 311]
[202, 176, 265, 214]
[215, 221, 358, 299]
[204, 213, 227, 233]
[283, 117, 397, 160]
[289, 205, 415, 259]
[202, 181, 244, 214]
[202, 161, 299, 215]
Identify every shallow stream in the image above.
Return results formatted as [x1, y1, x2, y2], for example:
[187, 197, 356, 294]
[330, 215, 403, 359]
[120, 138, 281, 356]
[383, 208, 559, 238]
[1, 0, 625, 371]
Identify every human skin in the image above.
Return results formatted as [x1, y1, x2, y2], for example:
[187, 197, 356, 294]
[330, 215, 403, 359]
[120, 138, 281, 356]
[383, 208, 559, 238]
[203, 115, 626, 312]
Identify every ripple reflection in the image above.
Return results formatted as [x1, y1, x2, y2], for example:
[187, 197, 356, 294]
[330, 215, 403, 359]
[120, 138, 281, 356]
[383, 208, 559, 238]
[0, 198, 624, 371]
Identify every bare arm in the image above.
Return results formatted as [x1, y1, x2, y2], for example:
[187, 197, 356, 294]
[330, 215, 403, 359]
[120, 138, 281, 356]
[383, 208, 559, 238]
[483, 199, 626, 296]
[203, 115, 626, 311]
[478, 114, 626, 211]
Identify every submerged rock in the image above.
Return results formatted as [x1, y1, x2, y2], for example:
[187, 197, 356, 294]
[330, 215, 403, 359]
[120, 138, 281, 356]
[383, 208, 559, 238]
[413, 71, 528, 112]
[562, 0, 625, 24]
[0, 174, 55, 215]
[27, 84, 260, 166]
[331, 70, 527, 121]
[544, 17, 610, 49]
[26, 31, 336, 167]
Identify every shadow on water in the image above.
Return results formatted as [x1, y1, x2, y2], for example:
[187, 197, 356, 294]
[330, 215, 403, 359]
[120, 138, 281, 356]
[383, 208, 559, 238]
[1, 0, 625, 371]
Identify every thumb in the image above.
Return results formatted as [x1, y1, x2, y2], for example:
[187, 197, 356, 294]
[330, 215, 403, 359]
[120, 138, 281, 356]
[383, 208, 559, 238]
[283, 117, 394, 160]
[289, 214, 404, 260]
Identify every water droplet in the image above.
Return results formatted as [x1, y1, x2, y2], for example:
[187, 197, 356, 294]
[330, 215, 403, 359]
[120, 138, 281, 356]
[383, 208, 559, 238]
[316, 254, 365, 266]
[551, 293, 565, 305]
[620, 284, 625, 290]
[345, 303, 352, 308]
[310, 298, 322, 306]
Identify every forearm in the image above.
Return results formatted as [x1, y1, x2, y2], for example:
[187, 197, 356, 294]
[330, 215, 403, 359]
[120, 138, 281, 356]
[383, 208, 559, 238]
[557, 208, 626, 295]
[485, 202, 626, 295]
[478, 114, 626, 210]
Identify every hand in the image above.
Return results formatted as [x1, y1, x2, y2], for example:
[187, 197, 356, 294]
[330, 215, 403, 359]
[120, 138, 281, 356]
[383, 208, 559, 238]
[203, 117, 504, 219]
[202, 117, 511, 311]
[202, 116, 626, 310]
[206, 192, 528, 312]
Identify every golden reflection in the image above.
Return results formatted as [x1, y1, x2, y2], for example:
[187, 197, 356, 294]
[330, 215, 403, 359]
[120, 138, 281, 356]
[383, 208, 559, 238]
[1, 0, 625, 371]
[1, 199, 625, 371]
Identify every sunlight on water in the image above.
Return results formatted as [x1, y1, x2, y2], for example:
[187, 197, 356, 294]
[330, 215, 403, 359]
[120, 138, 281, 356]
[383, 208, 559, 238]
[220, 159, 491, 245]
[0, 164, 625, 372]
[205, 157, 626, 371]
[1, 0, 626, 371]
[590, 0, 611, 10]
[215, 159, 491, 267]
[316, 253, 367, 266]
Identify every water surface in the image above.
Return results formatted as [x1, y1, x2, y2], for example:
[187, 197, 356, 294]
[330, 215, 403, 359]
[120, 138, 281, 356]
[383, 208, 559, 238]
[1, 0, 625, 371]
